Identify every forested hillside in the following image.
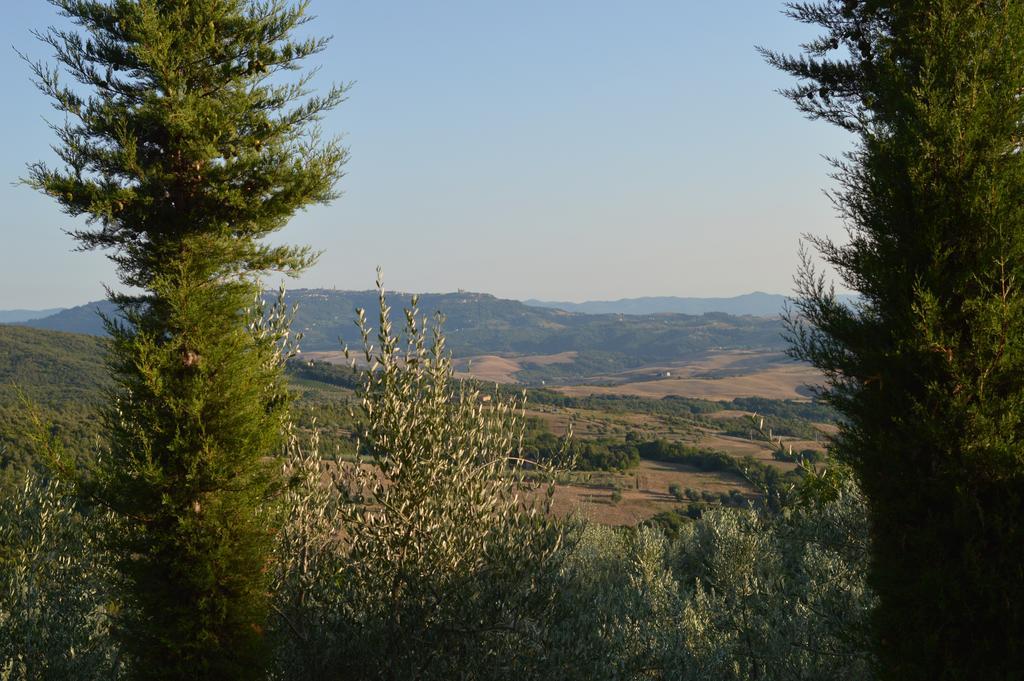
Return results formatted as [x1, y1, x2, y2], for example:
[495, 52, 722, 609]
[0, 326, 110, 490]
[15, 289, 788, 380]
[1, 324, 832, 520]
[0, 327, 358, 493]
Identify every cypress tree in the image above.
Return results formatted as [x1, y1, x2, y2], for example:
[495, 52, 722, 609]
[25, 1, 346, 677]
[764, 2, 1024, 678]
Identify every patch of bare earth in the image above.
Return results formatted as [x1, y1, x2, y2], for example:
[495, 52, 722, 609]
[519, 350, 577, 366]
[813, 422, 840, 436]
[694, 433, 800, 472]
[302, 350, 350, 365]
[452, 351, 579, 384]
[452, 355, 523, 383]
[544, 459, 755, 526]
[555, 351, 825, 401]
[705, 409, 756, 420]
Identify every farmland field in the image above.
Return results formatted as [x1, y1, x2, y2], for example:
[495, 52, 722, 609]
[2, 326, 833, 526]
[547, 458, 757, 526]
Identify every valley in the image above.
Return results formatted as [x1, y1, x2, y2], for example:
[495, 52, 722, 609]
[1, 291, 833, 526]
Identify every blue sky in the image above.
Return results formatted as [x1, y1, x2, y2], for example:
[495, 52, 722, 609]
[1, 1, 852, 309]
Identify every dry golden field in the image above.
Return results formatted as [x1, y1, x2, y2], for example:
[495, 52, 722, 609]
[304, 348, 824, 402]
[546, 459, 756, 526]
[554, 351, 824, 401]
[301, 347, 833, 527]
[451, 351, 577, 383]
[303, 349, 580, 385]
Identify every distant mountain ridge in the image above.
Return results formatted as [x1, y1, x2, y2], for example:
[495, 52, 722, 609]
[13, 300, 117, 336]
[525, 292, 794, 317]
[11, 289, 788, 380]
[0, 308, 65, 324]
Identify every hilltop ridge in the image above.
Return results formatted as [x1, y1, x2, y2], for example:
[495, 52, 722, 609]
[9, 288, 789, 383]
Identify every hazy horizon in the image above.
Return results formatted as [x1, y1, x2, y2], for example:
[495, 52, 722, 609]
[1, 1, 852, 308]
[1, 288, 811, 313]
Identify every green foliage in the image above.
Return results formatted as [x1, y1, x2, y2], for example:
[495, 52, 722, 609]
[286, 358, 361, 390]
[269, 279, 569, 680]
[3, 444, 876, 681]
[1, 285, 877, 680]
[717, 398, 836, 441]
[524, 430, 639, 471]
[668, 491, 874, 679]
[773, 447, 825, 465]
[0, 327, 110, 495]
[636, 439, 796, 508]
[526, 390, 721, 415]
[544, 479, 874, 680]
[262, 286, 871, 680]
[283, 360, 361, 458]
[728, 396, 836, 423]
[766, 2, 1024, 677]
[0, 326, 358, 491]
[0, 474, 119, 680]
[266, 425, 347, 680]
[25, 1, 345, 677]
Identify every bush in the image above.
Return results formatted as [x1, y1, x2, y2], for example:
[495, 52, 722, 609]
[0, 474, 119, 680]
[525, 432, 638, 472]
[270, 282, 568, 680]
[545, 476, 875, 680]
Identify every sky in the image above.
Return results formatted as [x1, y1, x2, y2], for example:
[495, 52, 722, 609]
[0, 1, 853, 309]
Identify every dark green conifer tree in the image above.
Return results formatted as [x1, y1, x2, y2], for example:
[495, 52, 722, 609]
[764, 2, 1024, 679]
[25, 1, 346, 678]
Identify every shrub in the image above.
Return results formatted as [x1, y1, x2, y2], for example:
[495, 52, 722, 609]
[267, 426, 347, 680]
[545, 475, 875, 680]
[0, 473, 119, 680]
[270, 278, 568, 680]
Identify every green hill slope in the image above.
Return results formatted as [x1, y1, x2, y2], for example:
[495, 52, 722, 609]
[18, 290, 787, 380]
[287, 290, 787, 382]
[0, 326, 111, 490]
[0, 326, 358, 493]
[285, 289, 786, 358]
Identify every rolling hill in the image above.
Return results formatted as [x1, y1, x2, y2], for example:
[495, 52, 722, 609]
[524, 292, 861, 316]
[0, 326, 112, 489]
[524, 292, 794, 316]
[0, 308, 64, 323]
[0, 326, 359, 490]
[0, 323, 833, 524]
[15, 300, 118, 336]
[13, 289, 789, 381]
